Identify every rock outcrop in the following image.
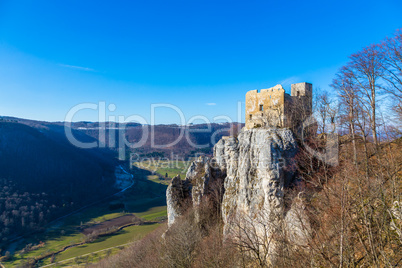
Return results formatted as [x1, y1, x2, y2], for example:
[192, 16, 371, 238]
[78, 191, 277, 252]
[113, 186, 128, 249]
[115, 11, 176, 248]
[166, 127, 310, 257]
[166, 175, 191, 227]
[216, 128, 298, 238]
[166, 156, 225, 226]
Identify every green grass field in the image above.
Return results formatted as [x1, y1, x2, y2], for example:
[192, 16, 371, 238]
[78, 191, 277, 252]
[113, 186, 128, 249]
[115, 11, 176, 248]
[147, 174, 170, 185]
[48, 223, 161, 266]
[2, 166, 168, 267]
[135, 206, 167, 221]
[133, 160, 191, 179]
[4, 206, 166, 267]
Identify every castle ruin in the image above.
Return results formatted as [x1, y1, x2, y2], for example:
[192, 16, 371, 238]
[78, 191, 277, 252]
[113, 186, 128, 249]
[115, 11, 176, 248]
[245, 82, 312, 129]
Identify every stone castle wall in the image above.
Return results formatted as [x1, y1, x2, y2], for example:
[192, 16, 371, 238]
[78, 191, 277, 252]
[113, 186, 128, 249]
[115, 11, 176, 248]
[245, 82, 312, 129]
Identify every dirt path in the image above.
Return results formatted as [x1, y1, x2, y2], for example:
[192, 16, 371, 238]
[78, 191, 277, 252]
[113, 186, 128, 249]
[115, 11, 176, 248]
[34, 221, 149, 267]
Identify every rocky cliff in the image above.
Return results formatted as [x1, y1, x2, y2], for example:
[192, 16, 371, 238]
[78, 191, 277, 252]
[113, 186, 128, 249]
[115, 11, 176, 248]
[215, 128, 297, 233]
[166, 175, 191, 226]
[166, 127, 310, 256]
[166, 155, 225, 226]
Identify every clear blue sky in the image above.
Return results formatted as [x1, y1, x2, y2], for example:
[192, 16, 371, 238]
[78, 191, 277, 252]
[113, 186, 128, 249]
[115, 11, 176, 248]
[0, 0, 401, 124]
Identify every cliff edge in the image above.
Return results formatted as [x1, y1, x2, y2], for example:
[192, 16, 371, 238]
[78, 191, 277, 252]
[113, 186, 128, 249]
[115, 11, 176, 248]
[166, 127, 310, 259]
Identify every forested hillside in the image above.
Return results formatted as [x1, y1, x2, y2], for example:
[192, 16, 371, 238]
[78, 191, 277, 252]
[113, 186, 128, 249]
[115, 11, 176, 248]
[3, 117, 243, 158]
[0, 118, 241, 250]
[0, 121, 116, 247]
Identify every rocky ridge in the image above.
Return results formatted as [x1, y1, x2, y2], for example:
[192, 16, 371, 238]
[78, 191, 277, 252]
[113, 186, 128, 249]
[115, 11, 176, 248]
[166, 127, 310, 255]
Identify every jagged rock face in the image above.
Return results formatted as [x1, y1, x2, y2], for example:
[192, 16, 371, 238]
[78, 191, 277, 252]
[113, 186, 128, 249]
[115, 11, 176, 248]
[186, 157, 210, 208]
[166, 175, 191, 227]
[166, 127, 310, 256]
[166, 157, 224, 226]
[216, 128, 298, 237]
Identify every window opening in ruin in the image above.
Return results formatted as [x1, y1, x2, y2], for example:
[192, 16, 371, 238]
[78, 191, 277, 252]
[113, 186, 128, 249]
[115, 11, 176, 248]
[259, 105, 263, 111]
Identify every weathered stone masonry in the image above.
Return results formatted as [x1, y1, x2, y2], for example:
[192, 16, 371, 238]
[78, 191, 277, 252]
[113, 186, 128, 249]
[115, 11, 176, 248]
[245, 82, 312, 129]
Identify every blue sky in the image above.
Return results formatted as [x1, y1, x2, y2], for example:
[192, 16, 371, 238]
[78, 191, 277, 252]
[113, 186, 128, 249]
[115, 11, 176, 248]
[0, 0, 401, 124]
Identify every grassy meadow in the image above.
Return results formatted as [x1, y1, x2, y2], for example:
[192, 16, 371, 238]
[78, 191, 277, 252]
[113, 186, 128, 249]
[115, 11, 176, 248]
[133, 159, 192, 180]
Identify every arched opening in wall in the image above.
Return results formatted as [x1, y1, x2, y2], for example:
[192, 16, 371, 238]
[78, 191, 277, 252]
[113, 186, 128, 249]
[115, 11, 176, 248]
[297, 91, 300, 97]
[259, 105, 264, 111]
[249, 114, 252, 120]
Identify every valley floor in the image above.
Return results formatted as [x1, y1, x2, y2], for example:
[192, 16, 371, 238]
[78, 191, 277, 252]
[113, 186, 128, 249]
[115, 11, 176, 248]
[1, 164, 169, 267]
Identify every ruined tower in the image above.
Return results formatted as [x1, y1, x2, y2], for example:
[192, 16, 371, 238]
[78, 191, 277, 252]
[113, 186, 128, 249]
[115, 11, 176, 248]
[291, 82, 312, 99]
[245, 82, 312, 129]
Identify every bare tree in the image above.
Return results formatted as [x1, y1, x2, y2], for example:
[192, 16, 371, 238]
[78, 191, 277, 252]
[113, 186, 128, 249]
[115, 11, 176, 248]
[380, 29, 402, 134]
[315, 90, 338, 135]
[228, 210, 278, 267]
[346, 44, 384, 147]
[380, 29, 402, 100]
[163, 213, 202, 268]
[332, 68, 360, 166]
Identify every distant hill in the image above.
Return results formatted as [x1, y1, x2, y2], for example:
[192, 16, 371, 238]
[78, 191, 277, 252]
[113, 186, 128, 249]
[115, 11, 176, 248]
[1, 116, 244, 158]
[105, 123, 243, 158]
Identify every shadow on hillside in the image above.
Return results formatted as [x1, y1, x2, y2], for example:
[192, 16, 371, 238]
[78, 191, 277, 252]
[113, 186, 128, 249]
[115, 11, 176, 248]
[122, 165, 168, 213]
[7, 164, 168, 257]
